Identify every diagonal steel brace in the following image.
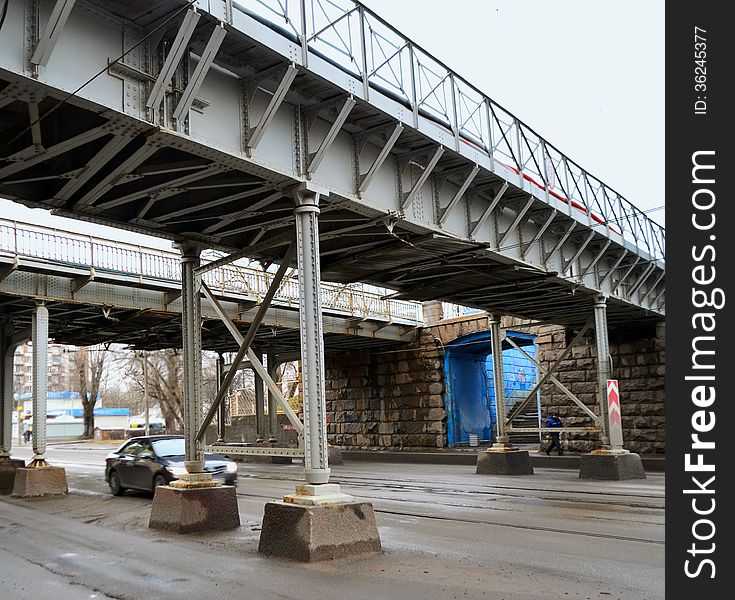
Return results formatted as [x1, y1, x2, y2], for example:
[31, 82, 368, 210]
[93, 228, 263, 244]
[504, 335, 600, 423]
[196, 244, 299, 441]
[505, 319, 592, 424]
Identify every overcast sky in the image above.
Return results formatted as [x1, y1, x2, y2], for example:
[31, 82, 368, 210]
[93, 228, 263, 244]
[0, 0, 664, 247]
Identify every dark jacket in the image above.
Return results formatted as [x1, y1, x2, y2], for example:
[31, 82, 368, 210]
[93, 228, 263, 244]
[545, 415, 563, 428]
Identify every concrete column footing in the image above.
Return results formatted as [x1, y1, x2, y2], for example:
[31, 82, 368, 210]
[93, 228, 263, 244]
[11, 465, 68, 497]
[258, 500, 381, 561]
[0, 458, 26, 495]
[328, 445, 343, 465]
[579, 452, 646, 480]
[149, 485, 240, 533]
[476, 449, 534, 475]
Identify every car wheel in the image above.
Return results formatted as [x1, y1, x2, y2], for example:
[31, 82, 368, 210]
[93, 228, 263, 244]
[108, 470, 125, 496]
[152, 473, 168, 492]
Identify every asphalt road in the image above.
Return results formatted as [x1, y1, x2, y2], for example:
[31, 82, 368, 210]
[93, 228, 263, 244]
[1, 443, 665, 600]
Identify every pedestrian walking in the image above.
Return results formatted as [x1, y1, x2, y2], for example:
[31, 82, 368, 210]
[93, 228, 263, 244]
[22, 417, 32, 444]
[544, 413, 563, 455]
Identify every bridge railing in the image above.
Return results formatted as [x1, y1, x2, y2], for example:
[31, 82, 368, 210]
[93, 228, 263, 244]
[0, 219, 421, 323]
[234, 0, 664, 261]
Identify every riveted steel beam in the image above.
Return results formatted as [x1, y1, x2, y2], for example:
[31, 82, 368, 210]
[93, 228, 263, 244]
[471, 181, 508, 238]
[246, 65, 298, 154]
[307, 96, 356, 177]
[401, 146, 444, 212]
[497, 196, 534, 248]
[173, 25, 227, 121]
[358, 123, 403, 194]
[439, 164, 479, 225]
[146, 10, 201, 110]
[31, 0, 77, 67]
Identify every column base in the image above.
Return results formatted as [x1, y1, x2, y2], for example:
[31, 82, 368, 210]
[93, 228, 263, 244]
[476, 448, 534, 475]
[149, 485, 240, 533]
[579, 452, 646, 480]
[258, 499, 381, 561]
[0, 458, 26, 495]
[11, 466, 68, 498]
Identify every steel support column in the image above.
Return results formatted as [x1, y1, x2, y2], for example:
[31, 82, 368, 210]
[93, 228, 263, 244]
[216, 353, 226, 443]
[0, 325, 13, 458]
[31, 304, 49, 466]
[255, 356, 266, 441]
[267, 354, 279, 441]
[489, 316, 511, 448]
[593, 296, 612, 448]
[294, 188, 330, 484]
[179, 245, 205, 474]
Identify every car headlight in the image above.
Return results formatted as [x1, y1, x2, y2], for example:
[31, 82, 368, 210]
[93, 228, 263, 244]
[225, 462, 238, 474]
[166, 466, 187, 477]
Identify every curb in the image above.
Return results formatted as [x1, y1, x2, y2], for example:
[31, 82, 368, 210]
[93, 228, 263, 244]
[340, 450, 665, 472]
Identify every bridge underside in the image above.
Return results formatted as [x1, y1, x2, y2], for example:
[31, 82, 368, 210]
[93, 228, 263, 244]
[0, 291, 409, 357]
[0, 62, 659, 329]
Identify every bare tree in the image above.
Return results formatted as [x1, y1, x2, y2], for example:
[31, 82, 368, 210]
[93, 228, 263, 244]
[73, 346, 106, 438]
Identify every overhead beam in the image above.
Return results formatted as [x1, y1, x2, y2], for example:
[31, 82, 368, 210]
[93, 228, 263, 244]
[173, 25, 227, 121]
[497, 196, 534, 248]
[94, 165, 222, 211]
[202, 190, 283, 234]
[54, 134, 133, 202]
[521, 209, 556, 259]
[401, 146, 445, 212]
[471, 182, 508, 238]
[146, 9, 201, 109]
[543, 221, 576, 265]
[73, 142, 158, 207]
[307, 96, 356, 176]
[358, 123, 403, 194]
[439, 164, 479, 225]
[246, 65, 298, 154]
[562, 230, 595, 276]
[579, 240, 612, 280]
[0, 127, 109, 180]
[31, 0, 77, 67]
[598, 250, 628, 287]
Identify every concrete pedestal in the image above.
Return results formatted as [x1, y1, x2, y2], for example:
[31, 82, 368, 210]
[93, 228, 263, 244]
[328, 445, 343, 465]
[258, 500, 381, 561]
[476, 449, 534, 475]
[11, 466, 68, 497]
[579, 452, 646, 480]
[149, 485, 240, 533]
[0, 458, 26, 495]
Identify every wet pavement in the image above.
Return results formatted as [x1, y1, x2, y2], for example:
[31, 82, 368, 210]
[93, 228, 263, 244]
[0, 443, 665, 599]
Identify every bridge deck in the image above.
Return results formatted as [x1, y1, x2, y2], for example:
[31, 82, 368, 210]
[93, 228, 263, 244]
[0, 0, 664, 328]
[0, 219, 418, 355]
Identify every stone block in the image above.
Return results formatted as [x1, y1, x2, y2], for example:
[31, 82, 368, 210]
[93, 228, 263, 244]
[579, 453, 646, 480]
[258, 501, 381, 561]
[0, 458, 25, 495]
[476, 450, 534, 476]
[11, 466, 68, 498]
[149, 485, 240, 533]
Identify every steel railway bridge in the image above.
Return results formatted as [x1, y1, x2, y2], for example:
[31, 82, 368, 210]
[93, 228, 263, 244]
[0, 0, 664, 539]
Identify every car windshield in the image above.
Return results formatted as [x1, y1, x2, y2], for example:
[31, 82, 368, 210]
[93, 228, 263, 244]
[151, 438, 185, 457]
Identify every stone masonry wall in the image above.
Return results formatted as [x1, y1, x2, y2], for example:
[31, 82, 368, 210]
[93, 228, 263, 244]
[325, 314, 665, 454]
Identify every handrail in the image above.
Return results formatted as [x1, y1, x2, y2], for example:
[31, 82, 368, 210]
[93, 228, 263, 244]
[0, 218, 421, 323]
[233, 0, 664, 261]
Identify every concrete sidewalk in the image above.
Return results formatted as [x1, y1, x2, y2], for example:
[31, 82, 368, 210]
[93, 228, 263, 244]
[341, 449, 666, 472]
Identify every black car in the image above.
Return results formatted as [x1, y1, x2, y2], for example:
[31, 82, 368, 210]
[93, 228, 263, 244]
[104, 435, 237, 495]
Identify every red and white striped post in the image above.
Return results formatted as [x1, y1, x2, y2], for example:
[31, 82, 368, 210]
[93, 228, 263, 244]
[606, 379, 624, 450]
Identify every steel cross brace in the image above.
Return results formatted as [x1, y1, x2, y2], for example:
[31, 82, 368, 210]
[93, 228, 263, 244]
[504, 335, 600, 424]
[196, 253, 304, 441]
[505, 319, 593, 425]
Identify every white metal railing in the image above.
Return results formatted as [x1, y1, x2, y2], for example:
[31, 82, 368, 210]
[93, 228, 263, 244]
[233, 0, 665, 261]
[0, 219, 421, 323]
